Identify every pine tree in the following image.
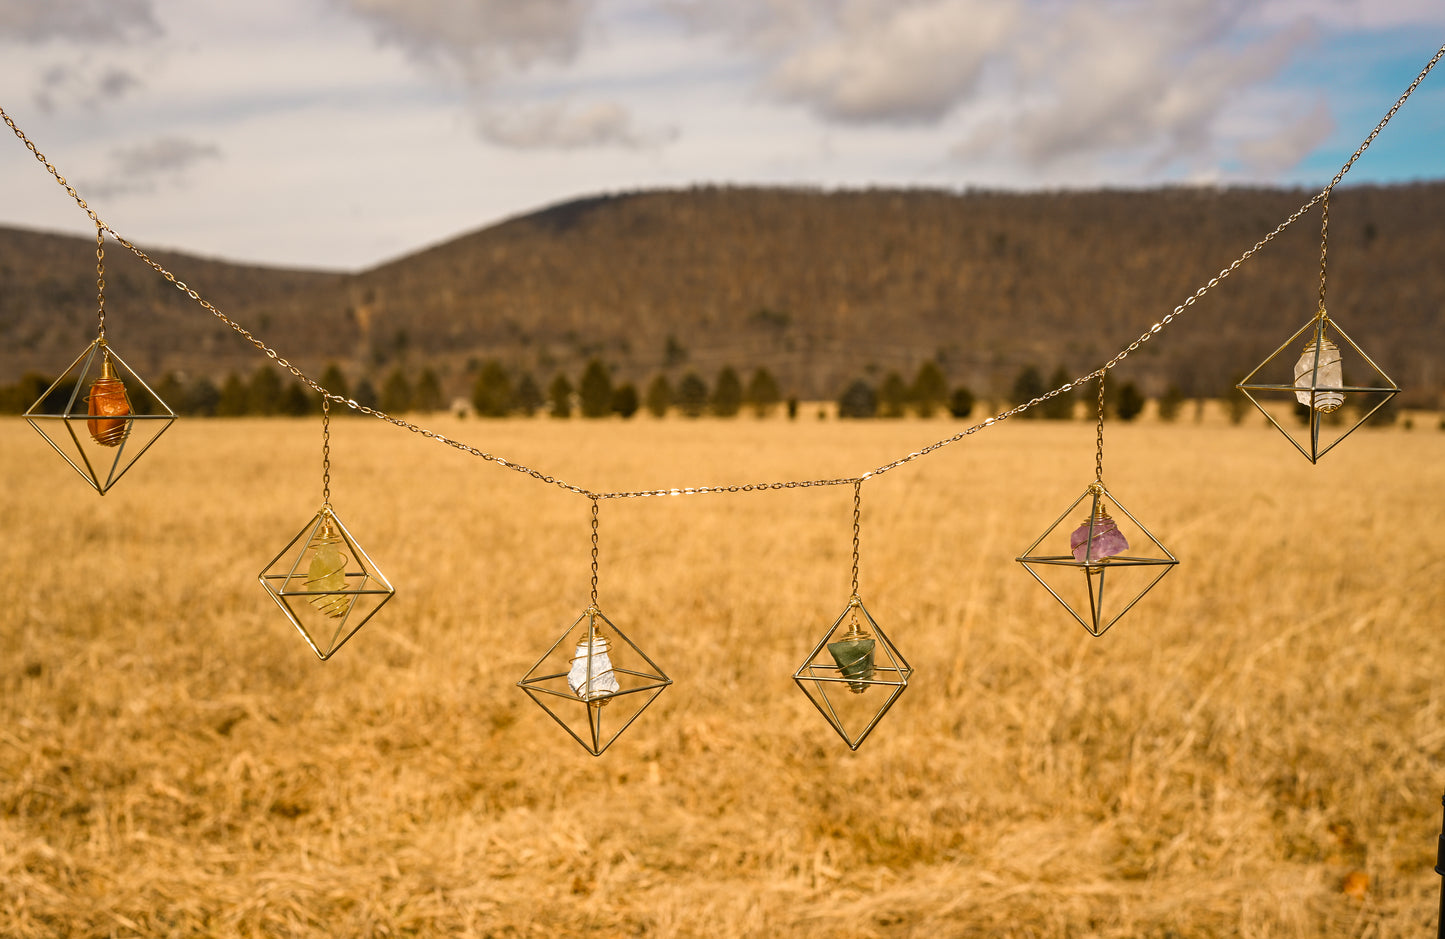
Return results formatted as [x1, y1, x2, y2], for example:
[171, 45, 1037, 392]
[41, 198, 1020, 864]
[1157, 384, 1184, 422]
[878, 371, 908, 418]
[579, 359, 612, 418]
[676, 372, 708, 418]
[645, 374, 672, 417]
[217, 372, 248, 416]
[279, 381, 312, 416]
[949, 386, 975, 419]
[352, 378, 378, 411]
[414, 368, 445, 413]
[745, 367, 781, 417]
[711, 366, 742, 417]
[1041, 366, 1074, 420]
[548, 374, 573, 418]
[838, 379, 877, 418]
[473, 361, 512, 417]
[911, 361, 948, 417]
[611, 383, 640, 419]
[320, 363, 349, 403]
[248, 366, 282, 416]
[381, 367, 412, 414]
[1012, 365, 1045, 417]
[1116, 381, 1145, 421]
[185, 376, 221, 416]
[513, 372, 544, 416]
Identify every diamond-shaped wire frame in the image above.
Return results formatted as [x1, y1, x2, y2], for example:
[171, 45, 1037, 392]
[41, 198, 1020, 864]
[1236, 312, 1399, 464]
[23, 338, 175, 495]
[1016, 484, 1178, 638]
[258, 505, 395, 660]
[517, 607, 672, 757]
[792, 598, 912, 751]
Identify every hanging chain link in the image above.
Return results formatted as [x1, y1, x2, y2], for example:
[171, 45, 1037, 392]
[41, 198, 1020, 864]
[589, 497, 600, 610]
[851, 480, 862, 599]
[321, 395, 332, 508]
[94, 224, 106, 341]
[3, 39, 1440, 503]
[1317, 188, 1331, 317]
[1095, 369, 1106, 484]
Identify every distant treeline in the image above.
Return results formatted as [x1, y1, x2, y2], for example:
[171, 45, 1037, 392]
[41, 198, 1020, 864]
[0, 357, 1409, 426]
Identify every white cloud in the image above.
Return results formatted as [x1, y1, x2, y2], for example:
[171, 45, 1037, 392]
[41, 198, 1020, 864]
[86, 136, 221, 198]
[1237, 98, 1334, 174]
[0, 0, 160, 43]
[961, 3, 1317, 171]
[336, 0, 591, 81]
[33, 62, 144, 112]
[766, 0, 1017, 124]
[478, 100, 673, 150]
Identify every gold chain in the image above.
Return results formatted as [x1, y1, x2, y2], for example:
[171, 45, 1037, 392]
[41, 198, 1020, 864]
[1095, 369, 1106, 484]
[2, 41, 1440, 503]
[589, 497, 600, 609]
[1317, 189, 1330, 318]
[321, 396, 332, 508]
[851, 480, 861, 599]
[94, 225, 106, 340]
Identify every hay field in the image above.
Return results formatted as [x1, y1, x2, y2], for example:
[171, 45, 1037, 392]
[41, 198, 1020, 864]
[1, 412, 1443, 937]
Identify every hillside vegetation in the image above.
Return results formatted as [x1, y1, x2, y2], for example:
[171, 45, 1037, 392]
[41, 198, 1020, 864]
[2, 184, 1442, 405]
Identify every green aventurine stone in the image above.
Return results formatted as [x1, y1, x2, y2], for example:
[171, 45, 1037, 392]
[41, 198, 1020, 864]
[827, 637, 876, 693]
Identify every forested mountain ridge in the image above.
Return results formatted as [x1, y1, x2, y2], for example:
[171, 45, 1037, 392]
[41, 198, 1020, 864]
[2, 183, 1441, 404]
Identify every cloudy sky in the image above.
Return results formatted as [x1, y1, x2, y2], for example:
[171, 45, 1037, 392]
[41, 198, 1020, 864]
[1, 0, 1443, 270]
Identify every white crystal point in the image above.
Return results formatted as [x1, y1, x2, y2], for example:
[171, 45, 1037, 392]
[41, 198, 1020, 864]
[567, 639, 620, 700]
[1294, 337, 1344, 412]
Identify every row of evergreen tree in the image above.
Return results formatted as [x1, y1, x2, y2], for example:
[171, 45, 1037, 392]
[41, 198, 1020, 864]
[0, 358, 1407, 424]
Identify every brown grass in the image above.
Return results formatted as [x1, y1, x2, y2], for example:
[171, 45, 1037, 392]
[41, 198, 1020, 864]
[2, 413, 1443, 937]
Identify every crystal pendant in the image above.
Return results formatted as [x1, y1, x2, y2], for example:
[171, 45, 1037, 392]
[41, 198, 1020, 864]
[793, 597, 912, 750]
[258, 506, 395, 659]
[23, 338, 175, 495]
[518, 607, 671, 756]
[1237, 312, 1398, 463]
[1017, 483, 1178, 638]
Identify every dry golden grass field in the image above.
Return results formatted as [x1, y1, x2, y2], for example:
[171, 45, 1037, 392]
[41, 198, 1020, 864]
[2, 410, 1444, 937]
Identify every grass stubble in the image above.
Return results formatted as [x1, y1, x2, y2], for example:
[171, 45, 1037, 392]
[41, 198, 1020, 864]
[0, 411, 1442, 937]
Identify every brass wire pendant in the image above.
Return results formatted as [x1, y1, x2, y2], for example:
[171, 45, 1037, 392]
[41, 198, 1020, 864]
[1236, 192, 1398, 463]
[792, 481, 912, 750]
[1016, 482, 1178, 637]
[1016, 373, 1178, 637]
[257, 398, 395, 659]
[794, 596, 913, 751]
[24, 229, 174, 495]
[517, 499, 671, 756]
[1236, 312, 1398, 463]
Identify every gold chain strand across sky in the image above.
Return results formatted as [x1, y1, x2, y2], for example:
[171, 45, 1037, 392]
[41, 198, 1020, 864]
[2, 40, 1441, 501]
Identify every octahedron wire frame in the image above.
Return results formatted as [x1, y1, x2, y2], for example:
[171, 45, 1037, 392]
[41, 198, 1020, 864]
[1017, 484, 1178, 638]
[517, 607, 672, 757]
[23, 338, 175, 495]
[1236, 312, 1399, 464]
[793, 598, 912, 751]
[258, 505, 395, 660]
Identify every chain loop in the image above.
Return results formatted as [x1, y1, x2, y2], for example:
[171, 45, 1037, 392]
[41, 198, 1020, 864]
[321, 395, 332, 508]
[589, 497, 600, 609]
[1095, 369, 1106, 484]
[1317, 188, 1330, 317]
[94, 224, 106, 340]
[3, 40, 1441, 504]
[851, 480, 862, 598]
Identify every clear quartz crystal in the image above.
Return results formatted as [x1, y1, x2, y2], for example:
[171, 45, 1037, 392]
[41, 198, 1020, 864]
[568, 638, 620, 700]
[1293, 337, 1344, 412]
